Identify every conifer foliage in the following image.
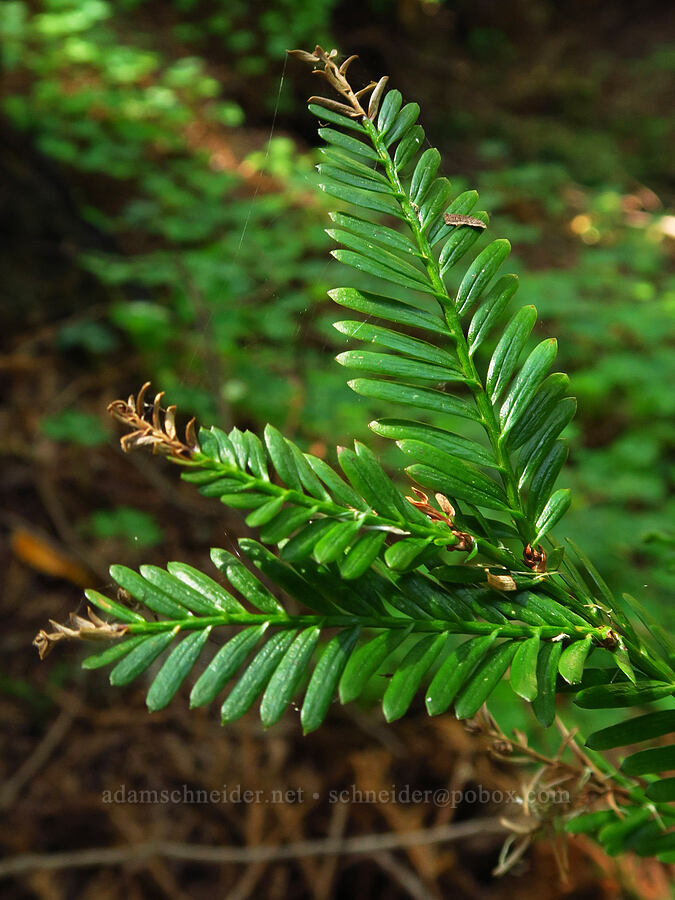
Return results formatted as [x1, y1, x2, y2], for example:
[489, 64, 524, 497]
[36, 46, 675, 864]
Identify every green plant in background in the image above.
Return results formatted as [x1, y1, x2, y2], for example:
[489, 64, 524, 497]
[37, 48, 675, 870]
[0, 0, 350, 432]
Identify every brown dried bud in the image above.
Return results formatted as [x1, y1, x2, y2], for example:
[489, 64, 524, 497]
[287, 49, 322, 65]
[33, 608, 129, 659]
[368, 76, 389, 119]
[523, 544, 547, 573]
[443, 213, 487, 229]
[486, 570, 517, 591]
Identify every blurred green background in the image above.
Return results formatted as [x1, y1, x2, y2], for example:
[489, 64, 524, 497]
[1, 1, 673, 895]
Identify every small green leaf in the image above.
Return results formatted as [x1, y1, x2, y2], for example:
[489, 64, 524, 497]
[245, 496, 285, 528]
[574, 681, 674, 709]
[621, 745, 675, 776]
[526, 442, 568, 522]
[426, 633, 499, 716]
[454, 641, 518, 719]
[313, 519, 363, 565]
[334, 320, 459, 368]
[329, 212, 419, 257]
[210, 549, 285, 615]
[321, 182, 404, 219]
[196, 476, 247, 497]
[286, 442, 331, 501]
[228, 427, 249, 469]
[110, 630, 178, 686]
[558, 635, 593, 684]
[339, 531, 387, 579]
[84, 588, 147, 624]
[309, 103, 367, 132]
[336, 350, 462, 383]
[196, 427, 223, 461]
[586, 710, 675, 751]
[507, 373, 569, 450]
[243, 431, 269, 481]
[321, 152, 387, 188]
[301, 626, 361, 734]
[456, 240, 511, 316]
[218, 491, 270, 509]
[332, 249, 434, 293]
[400, 572, 473, 621]
[467, 275, 519, 355]
[146, 628, 212, 711]
[383, 633, 448, 722]
[109, 566, 189, 619]
[208, 427, 237, 465]
[304, 453, 369, 510]
[419, 178, 453, 231]
[400, 440, 509, 510]
[517, 398, 577, 488]
[383, 102, 420, 146]
[614, 638, 636, 684]
[432, 566, 486, 585]
[339, 627, 412, 704]
[264, 424, 303, 492]
[500, 339, 558, 434]
[221, 630, 297, 723]
[486, 305, 537, 402]
[240, 539, 335, 615]
[384, 537, 434, 571]
[394, 125, 424, 170]
[259, 506, 316, 545]
[410, 148, 441, 205]
[167, 562, 245, 614]
[531, 641, 562, 726]
[533, 489, 571, 544]
[522, 594, 586, 630]
[82, 635, 148, 670]
[319, 164, 394, 195]
[338, 443, 404, 521]
[598, 808, 652, 855]
[318, 127, 379, 160]
[260, 626, 321, 727]
[510, 634, 541, 701]
[370, 418, 497, 470]
[348, 378, 481, 421]
[281, 519, 338, 563]
[329, 287, 450, 335]
[377, 89, 402, 134]
[190, 625, 268, 708]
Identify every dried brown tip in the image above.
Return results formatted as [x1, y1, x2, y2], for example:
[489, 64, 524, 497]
[443, 213, 487, 229]
[523, 543, 547, 573]
[368, 76, 389, 119]
[107, 383, 199, 460]
[33, 608, 128, 660]
[405, 485, 472, 552]
[287, 48, 322, 64]
[486, 570, 518, 591]
[290, 45, 384, 120]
